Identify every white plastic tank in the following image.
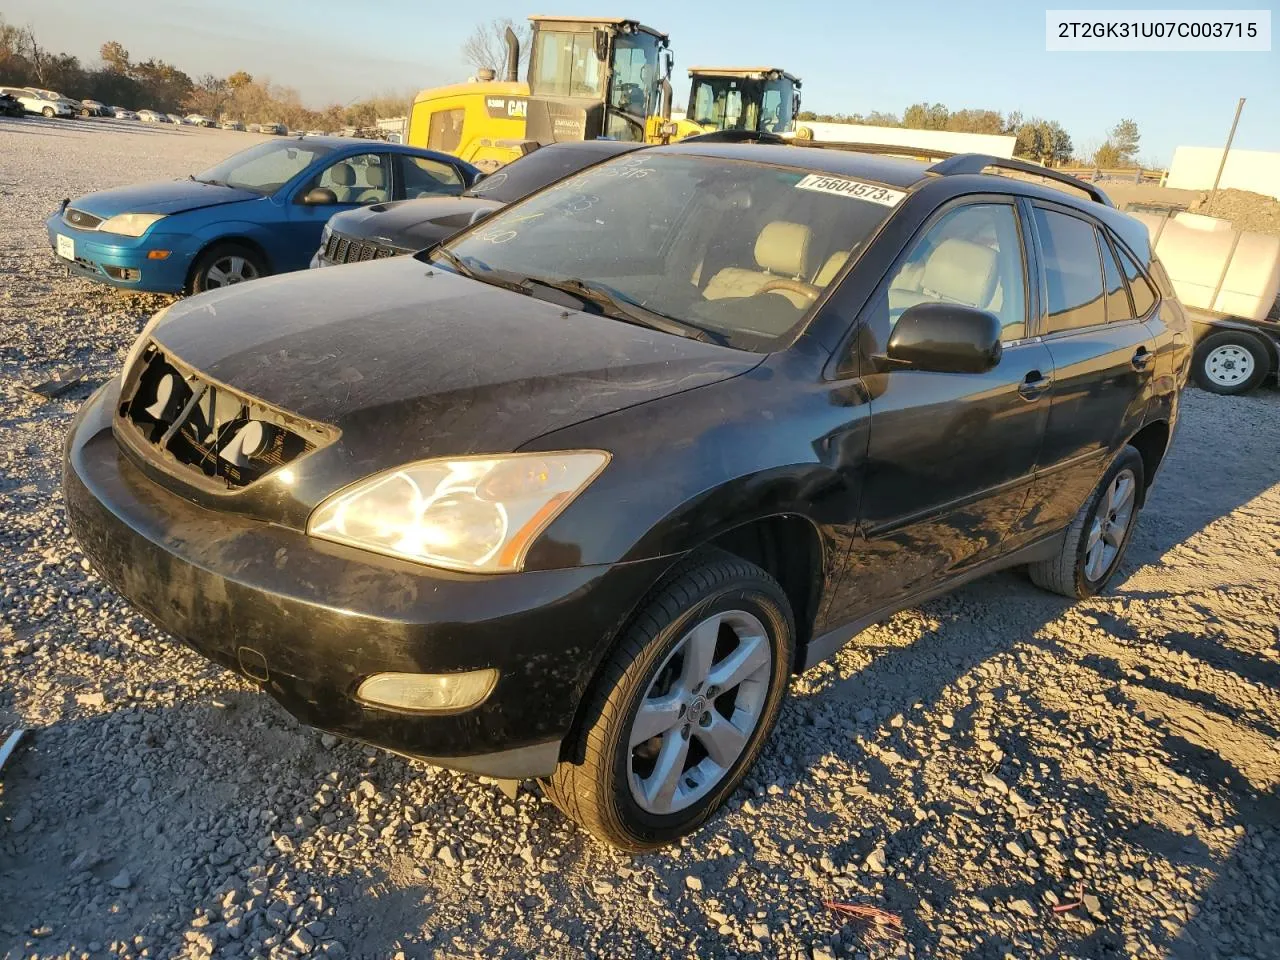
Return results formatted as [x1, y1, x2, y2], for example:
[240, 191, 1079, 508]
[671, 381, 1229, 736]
[1131, 211, 1280, 320]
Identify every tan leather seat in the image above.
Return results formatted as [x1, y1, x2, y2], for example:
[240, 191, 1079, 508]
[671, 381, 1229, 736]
[325, 162, 356, 202]
[888, 238, 999, 314]
[703, 221, 813, 307]
[354, 163, 387, 204]
[814, 251, 848, 286]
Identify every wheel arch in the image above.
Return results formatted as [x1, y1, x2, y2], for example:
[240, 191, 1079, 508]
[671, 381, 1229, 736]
[184, 234, 274, 292]
[1126, 419, 1170, 503]
[558, 512, 826, 763]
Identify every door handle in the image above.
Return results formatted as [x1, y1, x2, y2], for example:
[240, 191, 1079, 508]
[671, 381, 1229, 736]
[1132, 346, 1155, 372]
[1018, 370, 1052, 401]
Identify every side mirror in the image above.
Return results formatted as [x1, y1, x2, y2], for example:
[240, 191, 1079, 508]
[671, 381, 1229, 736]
[885, 302, 1003, 374]
[301, 187, 337, 205]
[593, 28, 610, 64]
[468, 207, 494, 226]
[471, 172, 487, 186]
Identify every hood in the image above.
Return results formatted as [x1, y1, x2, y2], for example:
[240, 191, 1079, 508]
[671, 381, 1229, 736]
[72, 180, 260, 218]
[151, 257, 758, 469]
[328, 196, 503, 249]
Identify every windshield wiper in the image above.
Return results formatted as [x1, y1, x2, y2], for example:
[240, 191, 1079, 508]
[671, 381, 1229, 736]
[518, 276, 718, 343]
[425, 248, 527, 294]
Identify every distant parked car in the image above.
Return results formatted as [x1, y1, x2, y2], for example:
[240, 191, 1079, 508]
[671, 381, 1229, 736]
[137, 109, 167, 123]
[167, 113, 185, 125]
[110, 106, 139, 121]
[246, 123, 262, 133]
[80, 99, 109, 117]
[260, 122, 286, 135]
[0, 91, 24, 118]
[0, 86, 73, 118]
[185, 113, 216, 128]
[27, 88, 83, 117]
[314, 140, 641, 267]
[47, 137, 479, 293]
[220, 118, 245, 131]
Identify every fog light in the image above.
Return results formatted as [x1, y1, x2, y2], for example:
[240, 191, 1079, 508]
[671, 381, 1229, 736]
[147, 250, 171, 260]
[356, 668, 497, 714]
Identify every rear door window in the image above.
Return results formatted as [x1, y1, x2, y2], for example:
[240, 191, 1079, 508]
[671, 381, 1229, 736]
[398, 155, 465, 199]
[1033, 208, 1106, 332]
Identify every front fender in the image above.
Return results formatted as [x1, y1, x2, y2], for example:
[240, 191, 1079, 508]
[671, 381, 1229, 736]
[184, 219, 281, 270]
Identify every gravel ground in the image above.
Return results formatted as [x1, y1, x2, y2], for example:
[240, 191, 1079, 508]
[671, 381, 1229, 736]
[2, 117, 1279, 960]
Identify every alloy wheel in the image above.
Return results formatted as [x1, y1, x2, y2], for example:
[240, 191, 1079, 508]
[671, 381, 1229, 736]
[1084, 468, 1137, 581]
[1204, 344, 1256, 388]
[628, 609, 773, 815]
[203, 255, 259, 288]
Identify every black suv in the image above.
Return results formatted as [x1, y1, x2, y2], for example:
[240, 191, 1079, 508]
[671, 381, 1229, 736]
[65, 142, 1190, 850]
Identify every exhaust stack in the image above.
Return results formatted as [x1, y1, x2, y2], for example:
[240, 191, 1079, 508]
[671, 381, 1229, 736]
[504, 27, 520, 82]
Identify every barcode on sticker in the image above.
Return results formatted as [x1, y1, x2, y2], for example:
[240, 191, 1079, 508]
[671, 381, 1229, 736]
[795, 174, 906, 206]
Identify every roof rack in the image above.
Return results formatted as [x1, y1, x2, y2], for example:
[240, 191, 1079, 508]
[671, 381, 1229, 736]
[790, 140, 957, 161]
[929, 154, 1114, 207]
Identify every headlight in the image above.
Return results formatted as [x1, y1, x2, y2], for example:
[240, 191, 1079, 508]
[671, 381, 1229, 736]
[307, 451, 610, 573]
[98, 212, 167, 237]
[119, 306, 170, 388]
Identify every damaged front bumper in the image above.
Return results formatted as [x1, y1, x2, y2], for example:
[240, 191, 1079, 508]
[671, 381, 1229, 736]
[63, 383, 670, 779]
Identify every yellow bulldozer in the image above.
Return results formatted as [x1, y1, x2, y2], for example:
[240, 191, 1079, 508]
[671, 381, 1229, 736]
[671, 67, 802, 140]
[407, 16, 676, 171]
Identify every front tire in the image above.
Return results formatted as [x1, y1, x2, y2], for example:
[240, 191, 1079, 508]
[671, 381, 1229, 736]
[189, 242, 266, 293]
[1192, 330, 1271, 395]
[1028, 446, 1145, 599]
[42, 106, 54, 118]
[544, 552, 794, 851]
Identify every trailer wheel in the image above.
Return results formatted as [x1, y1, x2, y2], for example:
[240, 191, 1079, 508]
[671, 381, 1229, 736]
[1192, 330, 1271, 395]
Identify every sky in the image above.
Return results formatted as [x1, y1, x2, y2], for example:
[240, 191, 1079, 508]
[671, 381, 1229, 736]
[5, 0, 1277, 165]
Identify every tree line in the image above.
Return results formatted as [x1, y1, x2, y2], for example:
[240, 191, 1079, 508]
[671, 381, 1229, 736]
[798, 103, 1143, 168]
[0, 18, 410, 130]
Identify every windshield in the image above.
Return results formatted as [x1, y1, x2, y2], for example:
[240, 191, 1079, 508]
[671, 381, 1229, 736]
[194, 141, 334, 194]
[466, 146, 634, 203]
[436, 153, 898, 351]
[689, 77, 797, 134]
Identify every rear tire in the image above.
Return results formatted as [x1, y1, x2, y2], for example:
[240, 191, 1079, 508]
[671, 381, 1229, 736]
[1028, 446, 1145, 599]
[42, 106, 54, 118]
[189, 242, 267, 294]
[543, 552, 794, 851]
[1192, 330, 1271, 395]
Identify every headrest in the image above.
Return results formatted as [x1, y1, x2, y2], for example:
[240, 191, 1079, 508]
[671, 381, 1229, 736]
[755, 221, 812, 277]
[329, 163, 355, 186]
[363, 164, 384, 188]
[921, 238, 998, 308]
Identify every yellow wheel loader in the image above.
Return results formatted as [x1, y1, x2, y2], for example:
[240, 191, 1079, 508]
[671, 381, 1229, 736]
[669, 67, 801, 141]
[407, 16, 675, 171]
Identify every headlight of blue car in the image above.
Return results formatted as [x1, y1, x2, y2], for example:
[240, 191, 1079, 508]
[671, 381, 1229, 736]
[99, 213, 167, 237]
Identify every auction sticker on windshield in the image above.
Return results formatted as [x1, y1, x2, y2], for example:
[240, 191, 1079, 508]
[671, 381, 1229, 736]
[795, 174, 906, 206]
[56, 235, 74, 261]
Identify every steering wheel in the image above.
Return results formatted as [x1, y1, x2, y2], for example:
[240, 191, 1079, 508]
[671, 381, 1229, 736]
[758, 277, 820, 302]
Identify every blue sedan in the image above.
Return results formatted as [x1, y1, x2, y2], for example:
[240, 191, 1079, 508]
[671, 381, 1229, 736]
[46, 137, 479, 294]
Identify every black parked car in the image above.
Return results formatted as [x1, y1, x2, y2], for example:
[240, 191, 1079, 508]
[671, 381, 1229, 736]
[65, 142, 1189, 850]
[0, 92, 24, 118]
[311, 139, 642, 266]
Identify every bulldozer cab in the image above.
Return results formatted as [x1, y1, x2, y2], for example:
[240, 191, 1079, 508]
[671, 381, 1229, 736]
[524, 17, 673, 144]
[684, 68, 801, 135]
